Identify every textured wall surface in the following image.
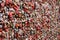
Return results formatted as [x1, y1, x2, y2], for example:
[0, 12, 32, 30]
[0, 0, 60, 40]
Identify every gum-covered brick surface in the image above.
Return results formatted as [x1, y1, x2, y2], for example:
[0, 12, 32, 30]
[0, 0, 60, 40]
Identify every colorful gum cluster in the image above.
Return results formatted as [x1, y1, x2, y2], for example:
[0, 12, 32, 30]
[0, 0, 60, 40]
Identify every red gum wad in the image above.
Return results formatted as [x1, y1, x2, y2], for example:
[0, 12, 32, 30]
[8, 12, 13, 20]
[6, 0, 12, 4]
